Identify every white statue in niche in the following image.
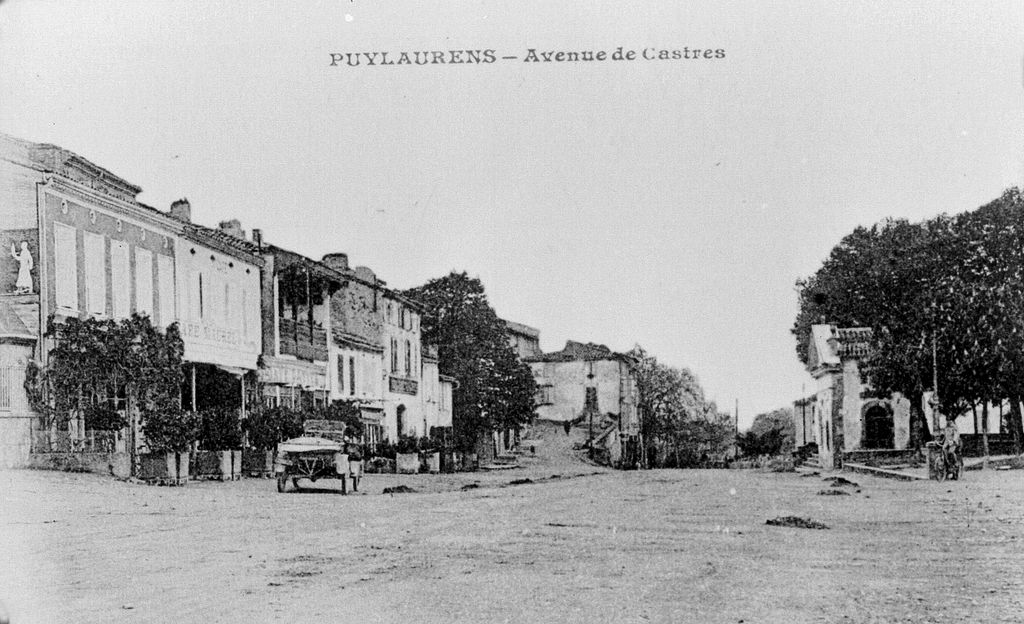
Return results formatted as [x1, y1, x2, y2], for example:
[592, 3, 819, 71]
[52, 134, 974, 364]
[10, 241, 33, 294]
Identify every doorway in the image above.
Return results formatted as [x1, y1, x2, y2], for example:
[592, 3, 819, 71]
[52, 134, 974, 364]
[863, 404, 894, 449]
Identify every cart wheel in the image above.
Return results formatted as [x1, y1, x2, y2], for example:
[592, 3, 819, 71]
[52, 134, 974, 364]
[277, 474, 288, 493]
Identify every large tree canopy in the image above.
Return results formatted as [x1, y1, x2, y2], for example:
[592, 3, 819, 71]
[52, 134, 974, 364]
[792, 188, 1024, 447]
[404, 272, 537, 450]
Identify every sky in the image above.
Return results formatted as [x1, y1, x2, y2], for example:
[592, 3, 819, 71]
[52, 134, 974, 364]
[2, 1, 1023, 428]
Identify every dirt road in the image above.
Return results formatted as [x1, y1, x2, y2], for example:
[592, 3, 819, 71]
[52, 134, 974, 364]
[2, 463, 1023, 624]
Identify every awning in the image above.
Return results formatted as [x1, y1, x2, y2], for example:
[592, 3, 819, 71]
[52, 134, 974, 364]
[359, 407, 384, 424]
[215, 364, 250, 377]
[258, 356, 328, 389]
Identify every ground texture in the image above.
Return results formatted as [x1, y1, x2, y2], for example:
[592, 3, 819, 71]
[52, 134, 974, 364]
[2, 436, 1023, 624]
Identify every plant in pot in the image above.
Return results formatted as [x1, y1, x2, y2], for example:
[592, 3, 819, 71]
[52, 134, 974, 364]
[395, 435, 420, 474]
[242, 405, 304, 477]
[415, 435, 440, 473]
[141, 408, 199, 485]
[197, 407, 243, 481]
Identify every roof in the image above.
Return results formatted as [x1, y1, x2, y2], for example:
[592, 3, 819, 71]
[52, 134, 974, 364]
[183, 222, 264, 265]
[265, 243, 346, 286]
[525, 340, 632, 364]
[807, 324, 873, 372]
[504, 319, 540, 339]
[0, 299, 35, 343]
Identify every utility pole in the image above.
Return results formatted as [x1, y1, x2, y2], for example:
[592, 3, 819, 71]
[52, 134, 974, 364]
[734, 399, 739, 459]
[932, 332, 940, 432]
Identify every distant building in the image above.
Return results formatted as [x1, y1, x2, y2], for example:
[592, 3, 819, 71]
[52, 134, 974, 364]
[802, 324, 911, 469]
[525, 340, 639, 466]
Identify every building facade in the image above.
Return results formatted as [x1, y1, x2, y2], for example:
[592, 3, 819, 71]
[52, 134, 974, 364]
[257, 241, 341, 411]
[802, 324, 911, 469]
[0, 134, 272, 467]
[0, 134, 184, 465]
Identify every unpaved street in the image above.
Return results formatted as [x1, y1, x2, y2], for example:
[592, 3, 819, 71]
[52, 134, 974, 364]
[2, 464, 1023, 624]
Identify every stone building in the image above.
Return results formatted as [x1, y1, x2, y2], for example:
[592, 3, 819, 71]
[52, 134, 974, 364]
[802, 324, 911, 469]
[525, 340, 640, 466]
[320, 251, 449, 445]
[504, 319, 541, 359]
[256, 240, 341, 410]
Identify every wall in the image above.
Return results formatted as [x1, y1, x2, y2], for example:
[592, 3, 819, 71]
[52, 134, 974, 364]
[41, 188, 179, 327]
[330, 345, 383, 403]
[174, 237, 261, 370]
[0, 343, 33, 467]
[331, 279, 383, 347]
[841, 359, 863, 451]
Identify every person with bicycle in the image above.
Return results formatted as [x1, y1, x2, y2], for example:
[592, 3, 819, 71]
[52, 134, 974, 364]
[940, 417, 962, 478]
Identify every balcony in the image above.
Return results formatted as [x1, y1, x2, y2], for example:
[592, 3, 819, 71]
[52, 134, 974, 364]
[278, 317, 328, 362]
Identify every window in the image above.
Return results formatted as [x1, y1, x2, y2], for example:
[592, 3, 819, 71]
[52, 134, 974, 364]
[349, 356, 355, 396]
[404, 339, 411, 376]
[240, 288, 248, 337]
[54, 223, 78, 310]
[157, 255, 175, 326]
[223, 281, 232, 326]
[390, 338, 398, 373]
[535, 385, 554, 405]
[336, 355, 345, 394]
[110, 241, 130, 319]
[189, 271, 202, 321]
[134, 247, 153, 318]
[83, 232, 106, 316]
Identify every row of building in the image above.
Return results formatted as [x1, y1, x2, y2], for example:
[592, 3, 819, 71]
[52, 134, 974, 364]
[0, 132, 641, 468]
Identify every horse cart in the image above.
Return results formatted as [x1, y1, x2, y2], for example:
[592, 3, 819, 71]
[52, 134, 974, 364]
[274, 420, 363, 494]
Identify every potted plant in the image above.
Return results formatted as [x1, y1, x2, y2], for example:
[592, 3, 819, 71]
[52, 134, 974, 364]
[196, 408, 243, 480]
[242, 405, 303, 477]
[141, 408, 199, 485]
[396, 435, 420, 474]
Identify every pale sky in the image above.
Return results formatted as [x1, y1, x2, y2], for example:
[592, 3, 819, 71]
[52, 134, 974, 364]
[2, 1, 1023, 428]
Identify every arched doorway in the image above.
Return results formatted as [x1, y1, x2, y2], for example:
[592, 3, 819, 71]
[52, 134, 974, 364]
[863, 403, 894, 449]
[396, 404, 406, 439]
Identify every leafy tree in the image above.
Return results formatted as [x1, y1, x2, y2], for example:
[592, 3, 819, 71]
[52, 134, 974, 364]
[28, 314, 185, 449]
[404, 272, 537, 452]
[738, 408, 795, 457]
[242, 405, 305, 451]
[627, 345, 732, 467]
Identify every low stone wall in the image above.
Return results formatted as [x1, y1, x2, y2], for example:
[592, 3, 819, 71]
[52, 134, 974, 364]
[27, 452, 131, 478]
[842, 449, 921, 467]
[962, 434, 1018, 457]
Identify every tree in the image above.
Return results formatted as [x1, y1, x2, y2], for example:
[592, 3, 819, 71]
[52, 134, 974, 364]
[738, 408, 795, 457]
[27, 314, 185, 450]
[628, 345, 732, 467]
[404, 272, 537, 452]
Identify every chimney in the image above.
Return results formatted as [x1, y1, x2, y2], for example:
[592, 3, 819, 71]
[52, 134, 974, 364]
[218, 219, 245, 239]
[322, 253, 349, 272]
[169, 198, 191, 222]
[251, 228, 263, 250]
